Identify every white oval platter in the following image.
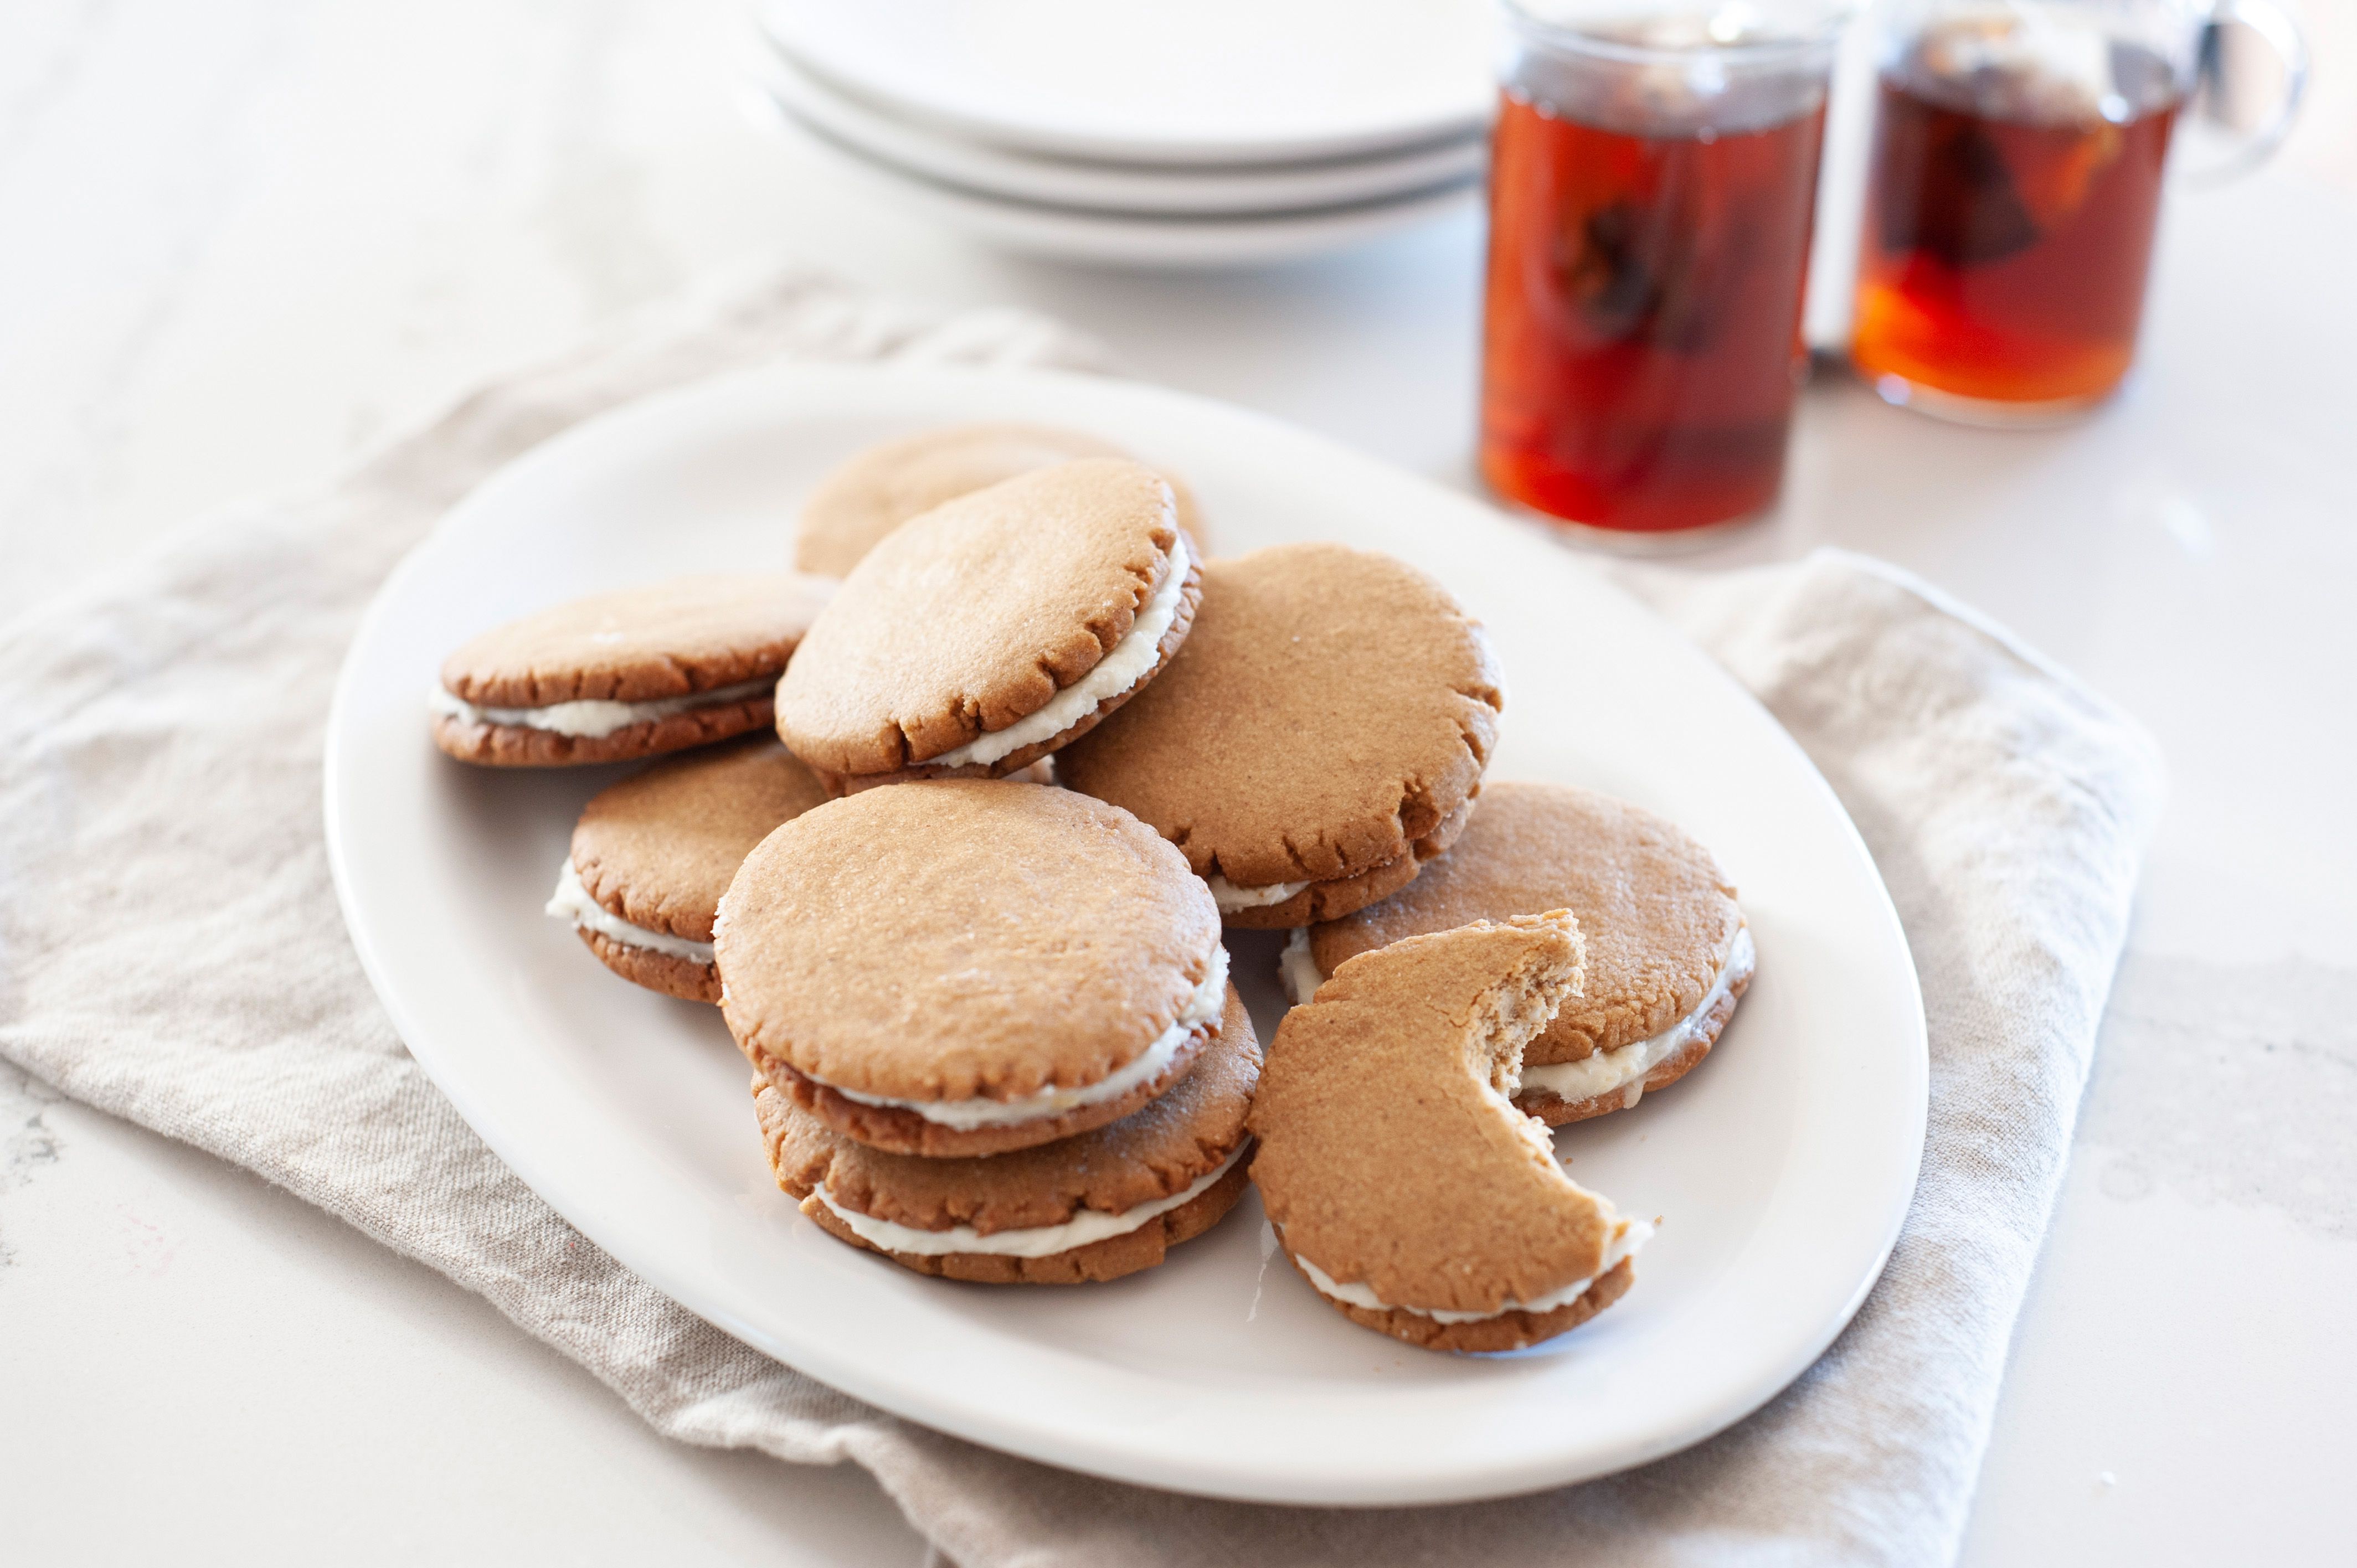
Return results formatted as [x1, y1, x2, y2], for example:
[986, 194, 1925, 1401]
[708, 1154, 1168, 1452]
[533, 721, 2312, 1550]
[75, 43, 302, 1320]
[325, 364, 1926, 1505]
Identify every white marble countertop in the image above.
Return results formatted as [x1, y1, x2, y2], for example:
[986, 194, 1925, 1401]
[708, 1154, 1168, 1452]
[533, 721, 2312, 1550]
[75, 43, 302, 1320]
[3, 2, 2352, 1562]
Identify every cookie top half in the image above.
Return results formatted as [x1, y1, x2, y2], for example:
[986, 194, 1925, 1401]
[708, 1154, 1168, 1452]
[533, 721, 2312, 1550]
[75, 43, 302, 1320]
[440, 574, 830, 705]
[1307, 782, 1743, 1064]
[717, 780, 1223, 1108]
[1251, 913, 1645, 1318]
[431, 573, 833, 766]
[1057, 542, 1502, 921]
[775, 458, 1199, 785]
[792, 422, 1207, 579]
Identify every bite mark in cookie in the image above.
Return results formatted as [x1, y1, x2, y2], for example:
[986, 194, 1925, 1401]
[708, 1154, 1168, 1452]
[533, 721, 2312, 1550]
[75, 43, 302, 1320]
[1250, 911, 1654, 1353]
[1296, 782, 1753, 1123]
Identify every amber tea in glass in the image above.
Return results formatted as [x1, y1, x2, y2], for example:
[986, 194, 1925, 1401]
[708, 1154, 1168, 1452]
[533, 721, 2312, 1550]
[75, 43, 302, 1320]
[1851, 0, 2307, 421]
[1481, 2, 1843, 540]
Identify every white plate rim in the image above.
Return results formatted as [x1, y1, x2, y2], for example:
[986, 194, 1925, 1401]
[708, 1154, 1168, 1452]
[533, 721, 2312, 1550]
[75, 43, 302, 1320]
[755, 47, 1487, 217]
[755, 0, 1496, 168]
[761, 93, 1481, 268]
[324, 362, 1928, 1505]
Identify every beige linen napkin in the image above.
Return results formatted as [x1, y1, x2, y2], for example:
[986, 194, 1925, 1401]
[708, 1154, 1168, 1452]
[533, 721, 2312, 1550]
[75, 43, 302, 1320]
[0, 272, 2162, 1568]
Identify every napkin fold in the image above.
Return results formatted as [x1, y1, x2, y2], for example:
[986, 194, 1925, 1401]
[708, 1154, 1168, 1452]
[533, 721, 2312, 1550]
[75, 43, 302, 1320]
[0, 272, 2162, 1568]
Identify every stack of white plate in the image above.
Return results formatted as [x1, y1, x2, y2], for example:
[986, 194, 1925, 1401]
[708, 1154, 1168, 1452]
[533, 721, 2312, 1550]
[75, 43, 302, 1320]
[752, 0, 1497, 267]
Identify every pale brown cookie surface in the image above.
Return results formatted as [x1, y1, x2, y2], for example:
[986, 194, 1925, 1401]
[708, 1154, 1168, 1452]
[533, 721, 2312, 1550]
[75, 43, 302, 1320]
[1302, 1256, 1634, 1354]
[1250, 912, 1650, 1352]
[755, 986, 1258, 1283]
[573, 737, 832, 941]
[793, 423, 1212, 577]
[1057, 542, 1501, 925]
[1306, 782, 1747, 1070]
[550, 737, 831, 1003]
[431, 572, 833, 767]
[577, 929, 723, 1006]
[776, 459, 1200, 788]
[718, 780, 1224, 1157]
[1222, 795, 1476, 930]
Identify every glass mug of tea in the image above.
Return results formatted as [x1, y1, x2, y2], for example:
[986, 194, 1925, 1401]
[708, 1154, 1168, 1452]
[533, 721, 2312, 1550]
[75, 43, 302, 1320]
[1851, 0, 2307, 422]
[1481, 0, 1852, 542]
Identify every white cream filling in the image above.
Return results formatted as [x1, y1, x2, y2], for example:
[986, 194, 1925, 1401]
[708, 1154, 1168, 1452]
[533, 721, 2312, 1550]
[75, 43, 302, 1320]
[1279, 927, 1325, 1006]
[429, 676, 775, 739]
[1283, 924, 1753, 1102]
[1520, 925, 1754, 1106]
[813, 1142, 1249, 1259]
[1207, 873, 1313, 913]
[545, 858, 717, 965]
[1293, 1213, 1654, 1324]
[813, 941, 1228, 1129]
[925, 535, 1191, 769]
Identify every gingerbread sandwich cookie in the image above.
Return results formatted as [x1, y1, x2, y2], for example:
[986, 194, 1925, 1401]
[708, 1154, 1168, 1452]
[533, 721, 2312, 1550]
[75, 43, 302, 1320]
[793, 422, 1207, 577]
[1250, 912, 1653, 1353]
[755, 984, 1259, 1283]
[430, 574, 834, 766]
[717, 780, 1227, 1158]
[776, 458, 1201, 791]
[1283, 782, 1752, 1125]
[544, 736, 831, 1003]
[1058, 542, 1502, 926]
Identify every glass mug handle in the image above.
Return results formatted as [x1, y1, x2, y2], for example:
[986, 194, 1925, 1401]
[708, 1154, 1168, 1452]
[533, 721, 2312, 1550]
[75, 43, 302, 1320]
[2175, 0, 2308, 185]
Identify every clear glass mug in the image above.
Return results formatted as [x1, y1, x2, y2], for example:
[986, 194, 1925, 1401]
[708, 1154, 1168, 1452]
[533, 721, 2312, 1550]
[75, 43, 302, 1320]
[1850, 0, 2307, 423]
[1479, 0, 1853, 543]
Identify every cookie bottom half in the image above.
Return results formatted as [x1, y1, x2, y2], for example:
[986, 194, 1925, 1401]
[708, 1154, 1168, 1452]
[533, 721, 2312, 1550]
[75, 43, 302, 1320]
[1219, 793, 1480, 930]
[432, 695, 775, 767]
[748, 1023, 1216, 1159]
[1301, 1256, 1636, 1353]
[577, 927, 721, 1005]
[796, 1156, 1252, 1285]
[1516, 964, 1751, 1127]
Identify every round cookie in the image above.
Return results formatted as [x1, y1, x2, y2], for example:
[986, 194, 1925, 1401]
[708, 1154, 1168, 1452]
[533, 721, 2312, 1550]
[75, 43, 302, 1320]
[776, 458, 1201, 792]
[1057, 542, 1502, 927]
[1288, 782, 1752, 1125]
[1250, 912, 1651, 1353]
[793, 422, 1210, 578]
[718, 779, 1227, 1158]
[431, 573, 835, 767]
[544, 736, 832, 1003]
[756, 984, 1259, 1283]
